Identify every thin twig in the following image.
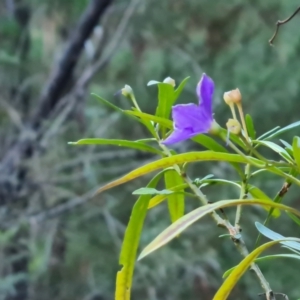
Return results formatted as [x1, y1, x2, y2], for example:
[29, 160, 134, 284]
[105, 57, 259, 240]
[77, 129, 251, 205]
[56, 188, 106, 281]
[159, 144, 275, 300]
[269, 6, 300, 45]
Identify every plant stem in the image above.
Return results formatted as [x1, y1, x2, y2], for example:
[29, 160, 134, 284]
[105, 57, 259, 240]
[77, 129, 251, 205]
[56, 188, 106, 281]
[235, 163, 250, 230]
[160, 143, 275, 299]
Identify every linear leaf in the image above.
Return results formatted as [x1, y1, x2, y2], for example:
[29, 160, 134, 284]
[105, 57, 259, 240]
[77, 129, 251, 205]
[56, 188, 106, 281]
[174, 77, 190, 101]
[125, 111, 173, 128]
[254, 140, 294, 163]
[214, 238, 300, 299]
[245, 114, 256, 139]
[248, 185, 280, 217]
[257, 126, 280, 140]
[223, 253, 300, 278]
[265, 121, 300, 140]
[148, 184, 188, 209]
[132, 188, 173, 195]
[255, 222, 300, 251]
[115, 172, 163, 300]
[95, 151, 265, 194]
[292, 136, 300, 170]
[286, 212, 300, 226]
[164, 169, 185, 222]
[155, 83, 175, 119]
[69, 139, 162, 155]
[138, 199, 300, 261]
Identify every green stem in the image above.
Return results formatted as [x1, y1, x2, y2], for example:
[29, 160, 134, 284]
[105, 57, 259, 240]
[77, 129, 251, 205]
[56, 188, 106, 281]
[160, 143, 275, 300]
[235, 163, 250, 229]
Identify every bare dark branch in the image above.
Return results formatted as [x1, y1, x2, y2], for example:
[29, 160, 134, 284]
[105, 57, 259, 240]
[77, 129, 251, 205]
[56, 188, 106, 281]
[269, 6, 300, 45]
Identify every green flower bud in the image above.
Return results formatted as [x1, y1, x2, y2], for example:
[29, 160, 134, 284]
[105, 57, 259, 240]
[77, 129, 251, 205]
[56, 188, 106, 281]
[226, 118, 241, 135]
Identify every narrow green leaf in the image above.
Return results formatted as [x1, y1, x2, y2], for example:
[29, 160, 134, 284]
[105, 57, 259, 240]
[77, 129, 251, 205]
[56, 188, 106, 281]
[248, 185, 280, 217]
[174, 77, 190, 101]
[125, 111, 173, 128]
[192, 134, 230, 152]
[92, 94, 157, 137]
[138, 199, 300, 261]
[200, 179, 241, 189]
[164, 169, 185, 222]
[254, 140, 294, 163]
[222, 254, 300, 278]
[155, 83, 175, 119]
[132, 188, 173, 195]
[292, 136, 300, 170]
[148, 183, 188, 209]
[115, 172, 163, 300]
[280, 139, 293, 151]
[245, 114, 256, 139]
[95, 151, 265, 194]
[69, 138, 162, 155]
[257, 126, 280, 140]
[286, 211, 300, 226]
[265, 121, 300, 141]
[92, 93, 124, 113]
[213, 238, 300, 300]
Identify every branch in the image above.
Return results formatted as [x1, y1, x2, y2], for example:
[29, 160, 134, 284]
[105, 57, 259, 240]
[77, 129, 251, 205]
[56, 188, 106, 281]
[269, 6, 300, 45]
[0, 0, 112, 200]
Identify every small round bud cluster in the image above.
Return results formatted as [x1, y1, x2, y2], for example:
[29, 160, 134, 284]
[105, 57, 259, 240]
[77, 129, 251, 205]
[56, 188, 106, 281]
[223, 88, 242, 105]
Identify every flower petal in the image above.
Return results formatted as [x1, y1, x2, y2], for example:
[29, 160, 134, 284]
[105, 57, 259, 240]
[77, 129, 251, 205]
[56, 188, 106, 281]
[162, 128, 196, 145]
[172, 103, 212, 132]
[162, 103, 213, 144]
[196, 73, 214, 118]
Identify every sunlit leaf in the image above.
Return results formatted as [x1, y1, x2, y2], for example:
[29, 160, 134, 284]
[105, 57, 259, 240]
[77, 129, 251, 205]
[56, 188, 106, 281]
[69, 139, 162, 155]
[213, 238, 300, 300]
[292, 137, 300, 170]
[164, 169, 185, 222]
[223, 253, 300, 278]
[95, 151, 265, 194]
[138, 199, 300, 261]
[115, 172, 163, 300]
[132, 187, 173, 195]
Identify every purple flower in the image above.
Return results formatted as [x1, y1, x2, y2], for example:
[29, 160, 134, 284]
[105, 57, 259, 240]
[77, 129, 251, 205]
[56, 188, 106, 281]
[162, 73, 215, 145]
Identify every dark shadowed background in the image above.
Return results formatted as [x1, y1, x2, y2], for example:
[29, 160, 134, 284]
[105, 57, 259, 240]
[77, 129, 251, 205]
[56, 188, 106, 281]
[1, 0, 300, 299]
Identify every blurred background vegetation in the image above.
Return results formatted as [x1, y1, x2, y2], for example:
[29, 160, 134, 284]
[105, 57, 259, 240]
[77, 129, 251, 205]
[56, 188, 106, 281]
[1, 0, 300, 299]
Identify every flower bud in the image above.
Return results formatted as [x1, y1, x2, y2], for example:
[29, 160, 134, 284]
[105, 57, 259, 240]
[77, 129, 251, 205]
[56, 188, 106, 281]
[226, 119, 241, 135]
[121, 85, 133, 98]
[163, 77, 176, 87]
[223, 88, 242, 105]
